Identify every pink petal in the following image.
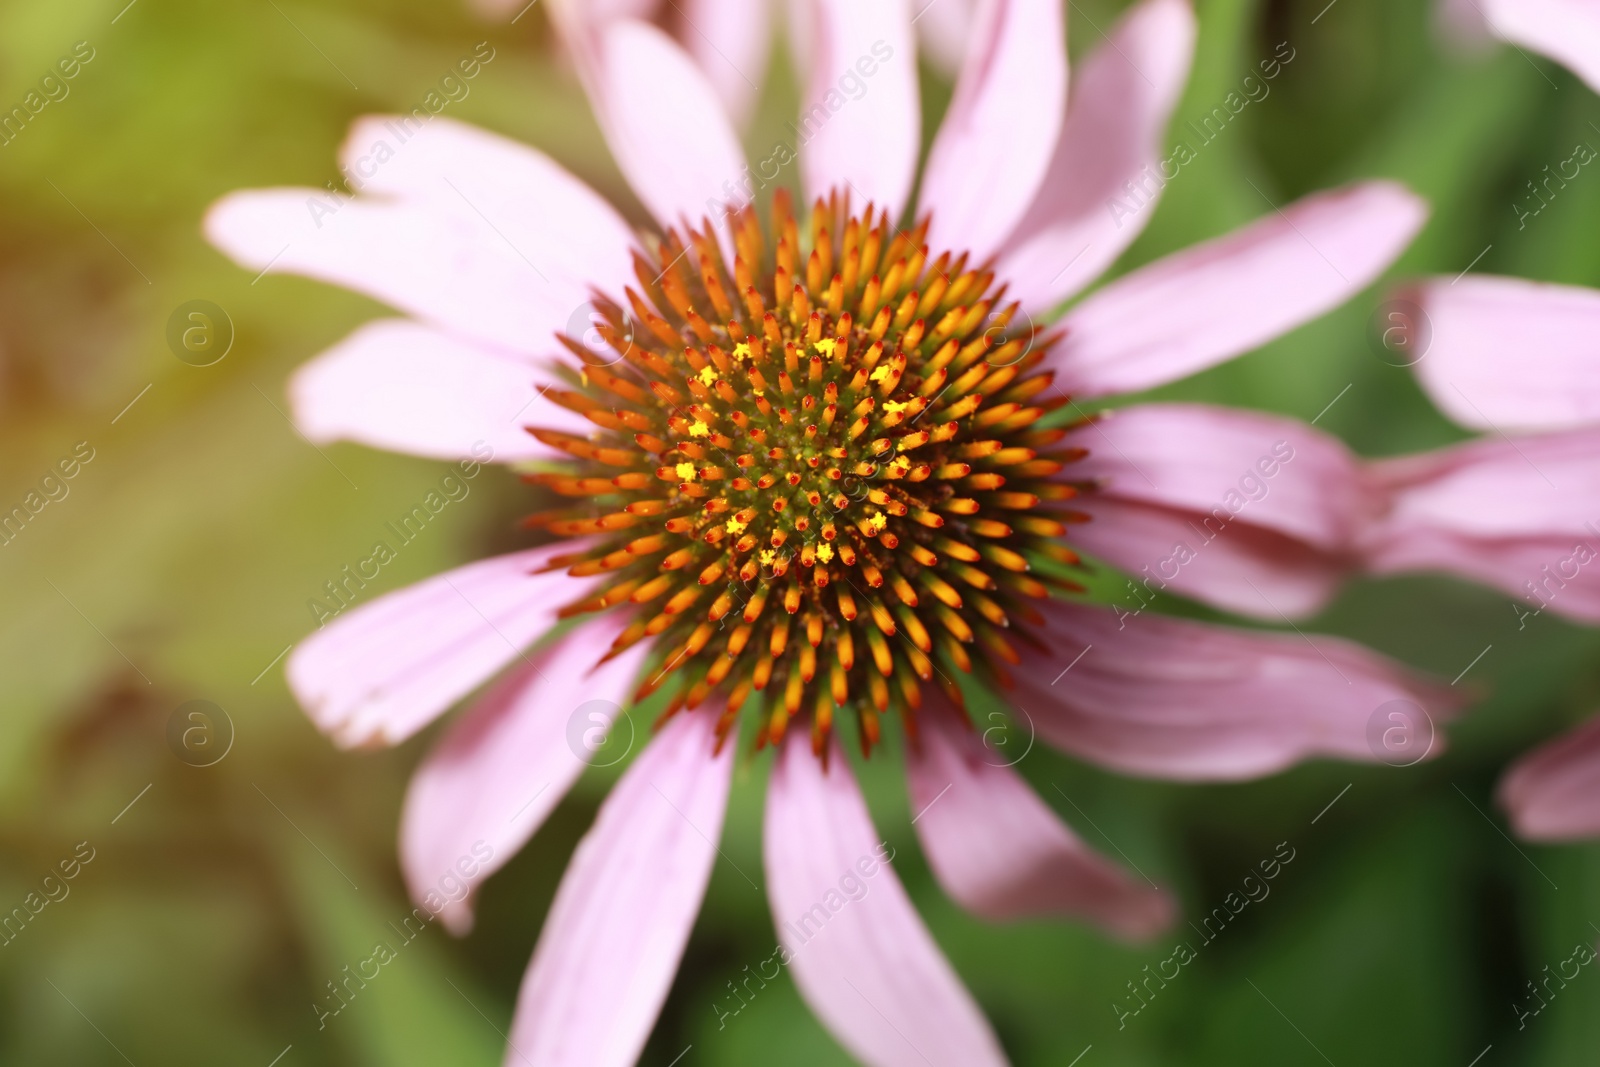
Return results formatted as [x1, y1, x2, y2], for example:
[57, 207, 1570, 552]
[286, 545, 593, 748]
[765, 732, 1007, 1067]
[542, 0, 660, 23]
[1365, 429, 1600, 539]
[570, 18, 749, 235]
[795, 0, 920, 217]
[995, 0, 1196, 311]
[205, 117, 636, 360]
[506, 709, 733, 1067]
[1500, 715, 1600, 841]
[1058, 403, 1371, 618]
[1068, 496, 1349, 619]
[1011, 599, 1462, 781]
[919, 0, 1067, 263]
[681, 0, 773, 127]
[906, 692, 1173, 937]
[1069, 404, 1370, 551]
[1437, 0, 1496, 50]
[591, 0, 660, 15]
[398, 616, 648, 934]
[1407, 275, 1600, 432]
[1365, 526, 1600, 623]
[916, 0, 978, 74]
[1054, 181, 1428, 397]
[334, 115, 636, 292]
[1360, 429, 1600, 622]
[1483, 0, 1600, 94]
[289, 320, 590, 462]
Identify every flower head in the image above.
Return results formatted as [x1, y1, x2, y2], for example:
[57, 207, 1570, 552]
[528, 190, 1076, 751]
[206, 1, 1473, 1063]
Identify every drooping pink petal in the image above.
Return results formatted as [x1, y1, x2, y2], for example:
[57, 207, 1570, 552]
[1360, 428, 1600, 622]
[1009, 599, 1462, 781]
[1365, 429, 1600, 539]
[286, 545, 594, 748]
[1068, 497, 1349, 619]
[1500, 714, 1600, 841]
[1406, 275, 1600, 432]
[1069, 404, 1371, 554]
[795, 0, 920, 218]
[567, 17, 749, 236]
[1053, 182, 1428, 397]
[995, 0, 1195, 312]
[765, 732, 1007, 1067]
[204, 117, 636, 361]
[1058, 403, 1371, 618]
[919, 0, 1067, 264]
[398, 617, 648, 934]
[680, 0, 773, 127]
[289, 320, 590, 462]
[1482, 0, 1600, 94]
[506, 709, 733, 1067]
[905, 693, 1173, 937]
[1363, 527, 1600, 622]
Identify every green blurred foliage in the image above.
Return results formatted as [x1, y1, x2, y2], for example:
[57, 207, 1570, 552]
[3, 0, 1600, 1063]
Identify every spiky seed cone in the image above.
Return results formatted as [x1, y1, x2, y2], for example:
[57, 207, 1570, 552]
[526, 190, 1092, 756]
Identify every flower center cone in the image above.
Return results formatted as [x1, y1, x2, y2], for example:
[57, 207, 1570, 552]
[527, 189, 1093, 757]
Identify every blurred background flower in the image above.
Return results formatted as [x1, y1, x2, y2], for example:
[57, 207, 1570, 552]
[5, 0, 1600, 1065]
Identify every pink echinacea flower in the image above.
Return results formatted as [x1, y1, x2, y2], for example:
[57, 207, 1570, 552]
[207, 1, 1471, 1062]
[1396, 0, 1600, 845]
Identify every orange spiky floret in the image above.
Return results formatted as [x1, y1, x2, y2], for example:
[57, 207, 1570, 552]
[529, 189, 1089, 755]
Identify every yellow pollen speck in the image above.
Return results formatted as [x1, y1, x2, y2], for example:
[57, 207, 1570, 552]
[753, 388, 765, 397]
[725, 517, 747, 534]
[889, 455, 911, 473]
[698, 365, 717, 386]
[870, 365, 892, 383]
[883, 400, 909, 414]
[688, 420, 709, 437]
[814, 338, 838, 359]
[816, 543, 834, 563]
[675, 462, 697, 481]
[732, 342, 751, 360]
[867, 512, 887, 533]
[760, 549, 777, 566]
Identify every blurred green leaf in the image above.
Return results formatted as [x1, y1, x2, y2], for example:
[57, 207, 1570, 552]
[275, 818, 504, 1067]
